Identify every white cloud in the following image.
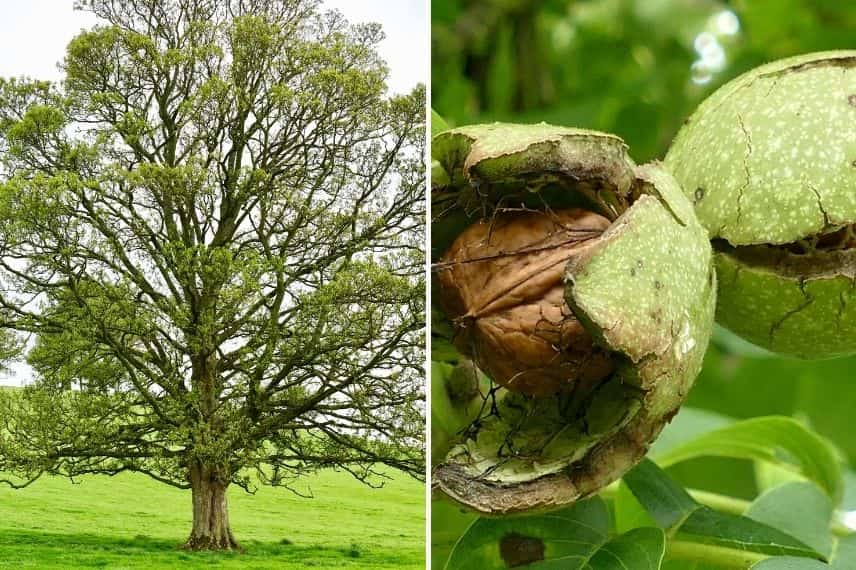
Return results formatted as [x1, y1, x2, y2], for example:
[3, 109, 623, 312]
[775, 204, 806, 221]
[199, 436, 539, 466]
[0, 0, 427, 92]
[0, 1, 97, 81]
[324, 0, 427, 94]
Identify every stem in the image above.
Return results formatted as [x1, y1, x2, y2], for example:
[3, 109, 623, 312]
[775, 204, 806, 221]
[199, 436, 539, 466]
[601, 484, 854, 535]
[687, 489, 853, 537]
[598, 484, 750, 515]
[667, 540, 769, 567]
[686, 489, 747, 515]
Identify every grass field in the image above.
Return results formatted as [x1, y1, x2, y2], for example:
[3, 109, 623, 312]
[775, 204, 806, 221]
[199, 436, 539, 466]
[0, 469, 424, 569]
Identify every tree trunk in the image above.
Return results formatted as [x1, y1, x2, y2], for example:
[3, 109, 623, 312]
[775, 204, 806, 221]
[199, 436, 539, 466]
[183, 461, 239, 551]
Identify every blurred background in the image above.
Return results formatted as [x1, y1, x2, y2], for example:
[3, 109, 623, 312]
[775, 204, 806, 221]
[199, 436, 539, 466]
[433, 0, 856, 162]
[432, 0, 856, 563]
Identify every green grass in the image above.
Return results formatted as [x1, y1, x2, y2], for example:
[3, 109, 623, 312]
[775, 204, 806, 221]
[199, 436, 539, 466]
[0, 469, 424, 569]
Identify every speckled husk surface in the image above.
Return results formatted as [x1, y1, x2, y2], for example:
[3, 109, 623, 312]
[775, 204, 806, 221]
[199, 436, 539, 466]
[665, 50, 856, 357]
[432, 123, 716, 515]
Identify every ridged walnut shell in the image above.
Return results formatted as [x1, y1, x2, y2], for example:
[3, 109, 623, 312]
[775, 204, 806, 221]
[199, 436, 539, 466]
[436, 209, 614, 396]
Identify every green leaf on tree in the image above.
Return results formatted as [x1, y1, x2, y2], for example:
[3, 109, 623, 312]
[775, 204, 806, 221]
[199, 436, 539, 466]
[752, 557, 830, 569]
[622, 459, 825, 562]
[746, 482, 833, 558]
[831, 535, 856, 570]
[622, 458, 700, 529]
[653, 417, 842, 504]
[431, 108, 451, 137]
[444, 496, 666, 569]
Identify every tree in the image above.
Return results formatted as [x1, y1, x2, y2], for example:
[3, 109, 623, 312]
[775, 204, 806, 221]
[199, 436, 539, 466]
[0, 0, 425, 551]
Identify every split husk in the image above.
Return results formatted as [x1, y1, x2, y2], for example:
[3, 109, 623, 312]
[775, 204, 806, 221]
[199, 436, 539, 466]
[666, 50, 856, 358]
[432, 123, 715, 514]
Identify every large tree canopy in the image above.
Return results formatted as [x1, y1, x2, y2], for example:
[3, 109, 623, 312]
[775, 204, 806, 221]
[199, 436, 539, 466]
[0, 0, 425, 550]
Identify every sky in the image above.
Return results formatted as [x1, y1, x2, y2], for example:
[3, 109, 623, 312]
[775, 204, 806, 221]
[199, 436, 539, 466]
[0, 0, 427, 386]
[0, 0, 427, 93]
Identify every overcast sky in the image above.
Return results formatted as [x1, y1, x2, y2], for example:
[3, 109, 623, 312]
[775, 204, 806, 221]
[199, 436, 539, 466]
[0, 0, 427, 93]
[0, 0, 426, 386]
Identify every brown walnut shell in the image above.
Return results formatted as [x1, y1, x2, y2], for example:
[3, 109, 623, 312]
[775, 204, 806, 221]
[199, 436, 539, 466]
[436, 208, 614, 396]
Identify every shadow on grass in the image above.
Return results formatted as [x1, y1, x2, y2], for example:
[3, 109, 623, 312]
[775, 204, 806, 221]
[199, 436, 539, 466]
[0, 529, 404, 568]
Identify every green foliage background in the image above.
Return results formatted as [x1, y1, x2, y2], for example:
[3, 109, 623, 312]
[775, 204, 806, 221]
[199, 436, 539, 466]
[433, 0, 856, 163]
[432, 0, 856, 567]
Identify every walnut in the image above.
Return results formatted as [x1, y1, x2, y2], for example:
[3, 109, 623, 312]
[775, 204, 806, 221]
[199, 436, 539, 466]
[436, 209, 614, 396]
[431, 123, 715, 515]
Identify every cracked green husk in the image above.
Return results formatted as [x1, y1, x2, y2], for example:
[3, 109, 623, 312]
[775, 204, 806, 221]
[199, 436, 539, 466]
[666, 50, 856, 358]
[432, 123, 716, 514]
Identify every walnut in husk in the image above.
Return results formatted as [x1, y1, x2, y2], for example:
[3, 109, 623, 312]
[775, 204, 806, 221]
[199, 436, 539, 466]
[431, 123, 715, 515]
[666, 50, 856, 358]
